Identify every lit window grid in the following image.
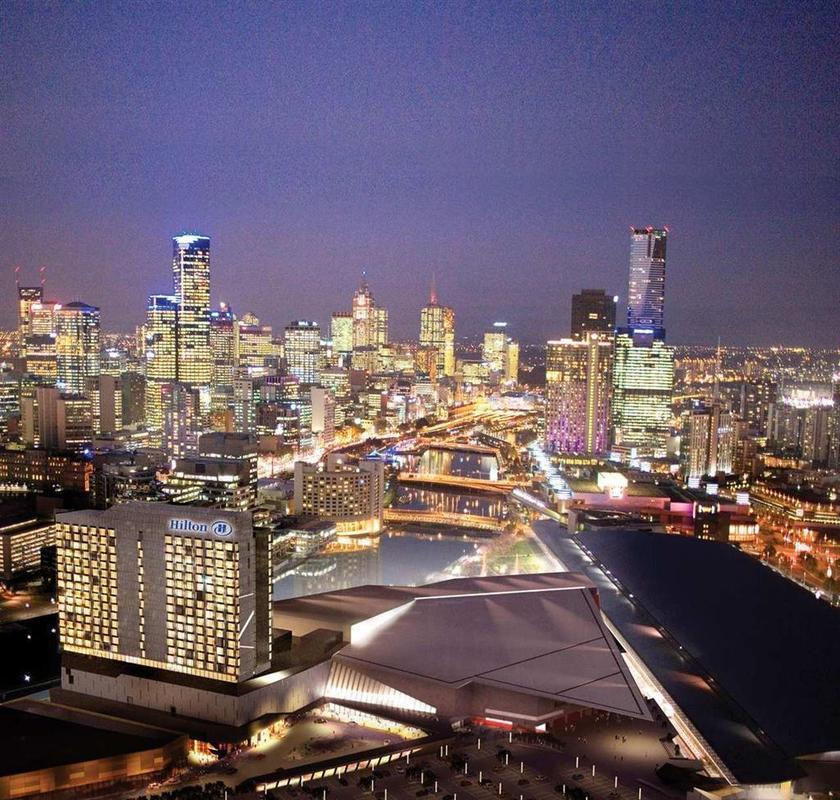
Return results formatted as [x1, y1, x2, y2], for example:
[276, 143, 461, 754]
[164, 535, 240, 680]
[57, 525, 119, 655]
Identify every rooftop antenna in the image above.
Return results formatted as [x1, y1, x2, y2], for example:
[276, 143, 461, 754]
[39, 265, 46, 288]
[713, 336, 721, 403]
[430, 272, 438, 305]
[14, 266, 20, 289]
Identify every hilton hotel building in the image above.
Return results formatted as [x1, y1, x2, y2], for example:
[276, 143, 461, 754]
[50, 503, 318, 734]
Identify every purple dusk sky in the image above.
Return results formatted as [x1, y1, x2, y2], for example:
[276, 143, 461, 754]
[1, 2, 837, 345]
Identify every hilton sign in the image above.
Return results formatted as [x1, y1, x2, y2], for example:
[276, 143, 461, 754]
[168, 518, 234, 537]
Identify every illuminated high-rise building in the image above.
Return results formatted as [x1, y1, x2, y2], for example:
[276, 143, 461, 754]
[350, 278, 388, 351]
[56, 503, 271, 685]
[284, 320, 321, 384]
[686, 403, 738, 479]
[330, 312, 353, 358]
[24, 300, 61, 382]
[628, 227, 668, 337]
[17, 285, 42, 351]
[571, 289, 617, 340]
[611, 331, 674, 456]
[419, 279, 455, 378]
[162, 382, 204, 459]
[55, 301, 101, 394]
[143, 294, 178, 437]
[483, 323, 509, 374]
[172, 234, 212, 385]
[544, 334, 613, 455]
[235, 319, 276, 374]
[209, 302, 235, 388]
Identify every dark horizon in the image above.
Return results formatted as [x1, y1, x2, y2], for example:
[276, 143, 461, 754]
[1, 2, 838, 347]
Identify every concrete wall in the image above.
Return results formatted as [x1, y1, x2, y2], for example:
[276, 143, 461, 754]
[61, 660, 330, 727]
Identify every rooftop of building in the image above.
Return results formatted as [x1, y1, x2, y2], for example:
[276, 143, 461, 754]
[537, 523, 839, 784]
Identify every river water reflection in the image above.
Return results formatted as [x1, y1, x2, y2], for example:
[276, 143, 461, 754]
[273, 530, 480, 601]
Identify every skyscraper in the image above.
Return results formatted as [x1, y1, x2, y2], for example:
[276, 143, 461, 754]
[209, 302, 236, 388]
[172, 234, 212, 385]
[351, 278, 388, 350]
[611, 331, 674, 456]
[284, 320, 321, 384]
[627, 227, 668, 337]
[55, 301, 101, 394]
[571, 289, 617, 340]
[143, 293, 178, 436]
[544, 333, 613, 455]
[330, 312, 353, 358]
[419, 279, 455, 378]
[16, 285, 42, 352]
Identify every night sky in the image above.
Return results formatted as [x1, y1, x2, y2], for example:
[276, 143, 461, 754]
[1, 2, 837, 346]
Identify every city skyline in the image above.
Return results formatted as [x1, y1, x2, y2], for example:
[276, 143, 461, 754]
[2, 3, 838, 347]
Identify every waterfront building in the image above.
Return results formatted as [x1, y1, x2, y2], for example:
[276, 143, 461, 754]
[294, 454, 384, 534]
[56, 503, 271, 684]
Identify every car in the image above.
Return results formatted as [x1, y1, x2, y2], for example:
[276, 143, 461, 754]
[572, 773, 584, 781]
[535, 774, 548, 782]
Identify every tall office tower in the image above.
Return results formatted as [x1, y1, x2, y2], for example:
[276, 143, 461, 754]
[121, 371, 146, 427]
[686, 403, 738, 479]
[627, 227, 668, 337]
[26, 387, 94, 450]
[162, 382, 204, 459]
[506, 340, 520, 383]
[419, 280, 455, 378]
[611, 331, 674, 457]
[351, 279, 375, 350]
[233, 378, 259, 434]
[17, 285, 42, 351]
[143, 294, 178, 437]
[24, 300, 61, 382]
[209, 302, 236, 387]
[172, 234, 212, 385]
[234, 315, 276, 373]
[284, 320, 321, 384]
[55, 302, 101, 394]
[88, 374, 123, 435]
[544, 333, 614, 455]
[56, 503, 272, 686]
[571, 289, 617, 340]
[310, 386, 336, 448]
[371, 306, 388, 346]
[331, 312, 353, 361]
[483, 323, 509, 374]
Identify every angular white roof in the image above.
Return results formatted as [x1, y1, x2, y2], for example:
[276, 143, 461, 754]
[331, 573, 649, 718]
